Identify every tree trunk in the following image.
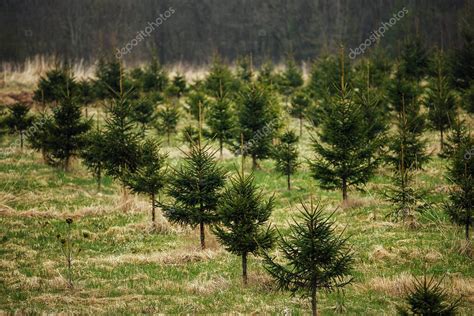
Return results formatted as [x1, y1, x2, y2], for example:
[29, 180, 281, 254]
[466, 211, 471, 241]
[287, 172, 291, 190]
[342, 177, 348, 202]
[151, 193, 156, 225]
[64, 156, 70, 172]
[299, 116, 303, 137]
[242, 252, 248, 285]
[20, 131, 24, 151]
[97, 166, 102, 192]
[219, 139, 223, 159]
[440, 128, 444, 152]
[252, 155, 258, 170]
[200, 221, 205, 249]
[311, 287, 318, 316]
[167, 132, 170, 146]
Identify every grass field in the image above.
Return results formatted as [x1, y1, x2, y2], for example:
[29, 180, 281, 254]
[0, 103, 473, 315]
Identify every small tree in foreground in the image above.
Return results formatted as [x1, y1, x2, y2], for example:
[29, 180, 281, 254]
[4, 103, 33, 150]
[272, 130, 299, 190]
[56, 218, 81, 289]
[398, 275, 461, 315]
[156, 103, 179, 145]
[213, 171, 275, 285]
[124, 138, 167, 226]
[263, 200, 353, 316]
[81, 118, 106, 191]
[161, 142, 226, 249]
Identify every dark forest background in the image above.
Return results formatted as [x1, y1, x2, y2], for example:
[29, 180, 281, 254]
[0, 0, 471, 65]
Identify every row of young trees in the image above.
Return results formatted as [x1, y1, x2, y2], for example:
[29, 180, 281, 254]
[0, 37, 472, 315]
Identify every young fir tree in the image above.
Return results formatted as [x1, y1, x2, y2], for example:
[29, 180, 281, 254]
[27, 112, 54, 164]
[263, 200, 353, 316]
[4, 103, 33, 151]
[156, 102, 180, 145]
[33, 67, 77, 105]
[237, 83, 279, 169]
[278, 56, 304, 108]
[425, 52, 457, 151]
[272, 130, 299, 190]
[131, 97, 156, 136]
[257, 60, 277, 87]
[181, 124, 199, 148]
[236, 55, 253, 83]
[187, 90, 209, 121]
[213, 170, 275, 285]
[290, 89, 312, 137]
[101, 81, 142, 185]
[161, 140, 226, 249]
[141, 56, 169, 93]
[81, 116, 106, 191]
[442, 116, 470, 158]
[206, 92, 235, 158]
[308, 54, 352, 100]
[168, 73, 187, 98]
[399, 36, 430, 82]
[462, 83, 474, 114]
[310, 55, 382, 202]
[445, 132, 474, 241]
[124, 138, 167, 226]
[45, 93, 91, 171]
[387, 66, 420, 114]
[398, 275, 461, 316]
[451, 19, 474, 90]
[205, 55, 237, 98]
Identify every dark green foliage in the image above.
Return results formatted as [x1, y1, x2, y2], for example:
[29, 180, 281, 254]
[43, 94, 91, 171]
[398, 275, 461, 315]
[141, 57, 169, 93]
[168, 73, 187, 98]
[156, 103, 180, 145]
[257, 60, 277, 87]
[94, 58, 137, 99]
[425, 52, 457, 151]
[278, 57, 304, 98]
[181, 124, 199, 147]
[76, 79, 96, 106]
[27, 112, 54, 164]
[451, 19, 474, 90]
[130, 98, 156, 136]
[399, 36, 430, 81]
[290, 90, 312, 136]
[310, 83, 382, 201]
[445, 134, 474, 240]
[205, 56, 237, 98]
[237, 83, 280, 169]
[272, 130, 299, 190]
[213, 171, 275, 284]
[81, 119, 106, 191]
[387, 67, 420, 114]
[206, 95, 235, 157]
[101, 91, 142, 182]
[33, 67, 77, 104]
[161, 143, 226, 249]
[387, 101, 429, 171]
[308, 54, 352, 100]
[462, 83, 474, 114]
[186, 90, 209, 121]
[124, 138, 167, 225]
[4, 103, 33, 150]
[263, 200, 353, 316]
[236, 55, 253, 83]
[442, 116, 470, 158]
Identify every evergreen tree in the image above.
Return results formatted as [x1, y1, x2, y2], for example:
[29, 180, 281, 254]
[141, 56, 169, 93]
[161, 142, 226, 249]
[27, 112, 54, 164]
[156, 102, 180, 145]
[181, 124, 199, 148]
[442, 116, 470, 158]
[398, 275, 461, 316]
[45, 94, 91, 171]
[4, 103, 33, 150]
[205, 55, 237, 98]
[168, 73, 187, 98]
[290, 89, 312, 137]
[237, 83, 279, 169]
[124, 138, 167, 225]
[206, 94, 235, 158]
[272, 130, 299, 190]
[76, 79, 96, 107]
[451, 19, 474, 90]
[33, 67, 77, 105]
[263, 200, 353, 316]
[387, 66, 420, 114]
[278, 56, 304, 107]
[308, 54, 351, 100]
[236, 55, 253, 83]
[101, 88, 142, 183]
[387, 99, 429, 171]
[213, 171, 275, 285]
[399, 36, 430, 81]
[462, 83, 474, 114]
[81, 117, 106, 191]
[257, 60, 277, 87]
[95, 57, 137, 100]
[131, 97, 156, 136]
[445, 133, 474, 241]
[425, 52, 457, 151]
[186, 90, 209, 121]
[310, 63, 382, 202]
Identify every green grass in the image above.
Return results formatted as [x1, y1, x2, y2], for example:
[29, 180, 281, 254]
[0, 117, 473, 315]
